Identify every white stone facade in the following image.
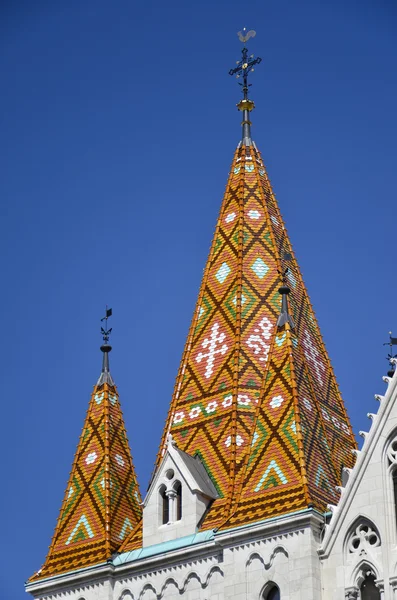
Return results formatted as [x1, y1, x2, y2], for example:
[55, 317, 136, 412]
[142, 437, 218, 547]
[26, 365, 397, 600]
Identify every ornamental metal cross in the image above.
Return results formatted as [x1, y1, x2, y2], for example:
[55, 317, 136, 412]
[229, 29, 262, 100]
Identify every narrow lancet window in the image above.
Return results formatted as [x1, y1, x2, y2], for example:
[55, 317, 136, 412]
[159, 486, 169, 525]
[174, 482, 182, 521]
[360, 574, 380, 600]
[265, 585, 280, 600]
[393, 470, 397, 528]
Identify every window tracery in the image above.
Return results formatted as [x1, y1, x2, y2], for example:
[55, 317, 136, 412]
[347, 522, 380, 554]
[387, 436, 397, 467]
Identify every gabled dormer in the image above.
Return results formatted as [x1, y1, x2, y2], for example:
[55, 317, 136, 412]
[142, 435, 218, 547]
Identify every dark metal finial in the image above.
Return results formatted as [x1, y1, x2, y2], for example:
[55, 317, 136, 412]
[229, 29, 262, 145]
[101, 306, 113, 345]
[383, 331, 397, 378]
[277, 268, 295, 329]
[97, 306, 114, 386]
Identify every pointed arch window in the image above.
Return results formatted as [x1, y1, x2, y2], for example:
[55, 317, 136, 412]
[360, 574, 380, 600]
[159, 485, 169, 525]
[392, 470, 397, 529]
[264, 585, 280, 600]
[174, 481, 182, 521]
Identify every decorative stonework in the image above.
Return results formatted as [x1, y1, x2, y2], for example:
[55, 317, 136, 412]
[387, 435, 397, 467]
[347, 522, 381, 554]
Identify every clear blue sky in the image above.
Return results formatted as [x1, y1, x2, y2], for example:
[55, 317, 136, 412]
[1, 1, 396, 597]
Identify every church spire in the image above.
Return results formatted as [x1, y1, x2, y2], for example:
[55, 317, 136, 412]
[30, 312, 142, 580]
[229, 29, 262, 145]
[144, 33, 357, 533]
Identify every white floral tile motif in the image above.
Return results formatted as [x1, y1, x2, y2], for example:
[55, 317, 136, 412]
[173, 411, 185, 424]
[189, 406, 202, 419]
[86, 452, 97, 465]
[206, 401, 218, 413]
[303, 398, 313, 411]
[270, 395, 284, 409]
[238, 394, 250, 406]
[225, 212, 236, 223]
[248, 209, 261, 220]
[222, 395, 233, 408]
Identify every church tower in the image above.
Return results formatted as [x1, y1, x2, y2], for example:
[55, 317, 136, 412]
[28, 310, 142, 582]
[28, 32, 396, 600]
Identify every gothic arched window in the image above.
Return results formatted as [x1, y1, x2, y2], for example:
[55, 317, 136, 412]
[386, 435, 397, 530]
[159, 485, 169, 525]
[174, 481, 182, 521]
[360, 574, 380, 600]
[392, 470, 397, 528]
[264, 585, 280, 600]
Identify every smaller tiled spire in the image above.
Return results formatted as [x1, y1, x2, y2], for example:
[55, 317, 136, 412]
[30, 310, 142, 580]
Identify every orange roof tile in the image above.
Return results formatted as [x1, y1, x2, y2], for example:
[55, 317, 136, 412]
[143, 141, 357, 532]
[30, 377, 142, 580]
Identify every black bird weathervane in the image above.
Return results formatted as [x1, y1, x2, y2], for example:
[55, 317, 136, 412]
[101, 306, 113, 345]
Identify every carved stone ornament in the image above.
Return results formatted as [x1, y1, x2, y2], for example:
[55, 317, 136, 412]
[345, 587, 359, 599]
[387, 436, 397, 466]
[347, 522, 381, 554]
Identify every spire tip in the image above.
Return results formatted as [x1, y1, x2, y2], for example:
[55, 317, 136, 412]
[97, 306, 114, 386]
[229, 31, 262, 145]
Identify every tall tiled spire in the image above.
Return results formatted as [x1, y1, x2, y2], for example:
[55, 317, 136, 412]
[30, 315, 142, 580]
[151, 36, 356, 530]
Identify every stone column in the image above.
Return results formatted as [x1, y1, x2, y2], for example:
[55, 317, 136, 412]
[166, 489, 177, 523]
[375, 579, 385, 599]
[390, 576, 397, 598]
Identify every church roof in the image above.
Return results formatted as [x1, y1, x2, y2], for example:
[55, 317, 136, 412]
[132, 65, 357, 532]
[146, 140, 356, 531]
[30, 344, 142, 580]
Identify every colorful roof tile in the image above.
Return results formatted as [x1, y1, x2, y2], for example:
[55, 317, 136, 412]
[144, 140, 357, 532]
[30, 348, 142, 580]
